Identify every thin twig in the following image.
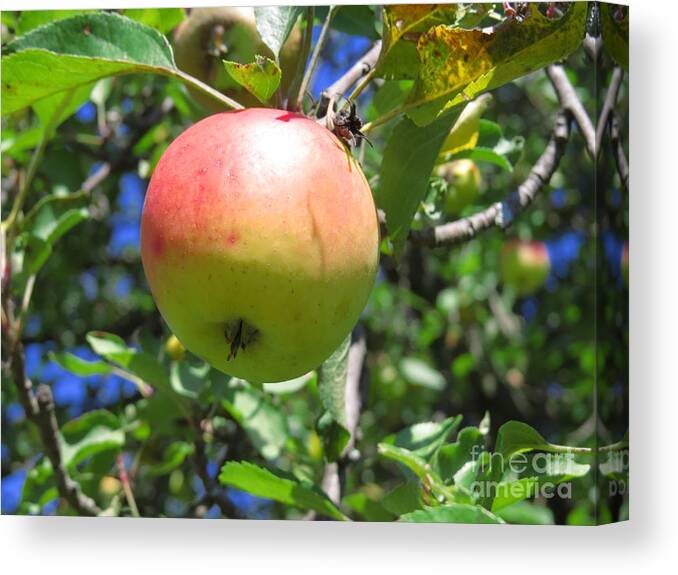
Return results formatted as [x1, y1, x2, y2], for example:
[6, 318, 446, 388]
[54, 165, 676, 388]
[546, 64, 596, 158]
[117, 453, 140, 517]
[408, 111, 571, 247]
[296, 6, 336, 111]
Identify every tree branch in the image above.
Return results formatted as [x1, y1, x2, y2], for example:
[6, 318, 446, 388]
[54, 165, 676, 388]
[409, 111, 571, 247]
[317, 41, 382, 118]
[546, 64, 596, 158]
[8, 342, 102, 516]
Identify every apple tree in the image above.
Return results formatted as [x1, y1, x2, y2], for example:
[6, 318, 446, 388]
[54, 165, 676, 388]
[1, 4, 628, 524]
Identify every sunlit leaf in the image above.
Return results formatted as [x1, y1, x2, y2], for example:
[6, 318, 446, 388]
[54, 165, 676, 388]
[223, 55, 281, 104]
[399, 503, 504, 523]
[2, 13, 176, 115]
[219, 461, 348, 520]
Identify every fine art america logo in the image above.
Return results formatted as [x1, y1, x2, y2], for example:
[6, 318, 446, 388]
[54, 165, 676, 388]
[467, 445, 629, 501]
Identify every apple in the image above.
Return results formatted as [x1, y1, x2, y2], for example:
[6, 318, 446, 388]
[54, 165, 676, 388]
[621, 241, 629, 286]
[500, 239, 550, 296]
[173, 7, 302, 111]
[435, 159, 481, 216]
[141, 108, 379, 383]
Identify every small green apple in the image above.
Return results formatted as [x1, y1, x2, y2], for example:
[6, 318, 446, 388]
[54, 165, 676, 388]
[500, 239, 550, 296]
[173, 7, 302, 111]
[435, 159, 481, 216]
[141, 108, 379, 383]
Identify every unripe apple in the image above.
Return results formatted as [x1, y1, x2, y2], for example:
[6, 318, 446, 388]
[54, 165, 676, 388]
[173, 7, 302, 111]
[435, 159, 481, 216]
[500, 239, 550, 296]
[141, 109, 379, 383]
[621, 241, 629, 286]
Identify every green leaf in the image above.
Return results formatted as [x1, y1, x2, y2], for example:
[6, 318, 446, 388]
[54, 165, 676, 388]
[219, 461, 348, 520]
[148, 441, 194, 476]
[222, 380, 289, 461]
[2, 13, 176, 115]
[601, 4, 628, 70]
[434, 426, 485, 483]
[263, 372, 314, 395]
[399, 503, 504, 524]
[33, 83, 94, 132]
[316, 335, 352, 461]
[316, 410, 350, 462]
[439, 94, 493, 156]
[86, 331, 171, 391]
[342, 492, 395, 522]
[495, 501, 554, 525]
[12, 196, 89, 292]
[399, 357, 446, 391]
[16, 9, 92, 35]
[494, 421, 552, 458]
[378, 443, 437, 482]
[223, 55, 281, 104]
[254, 6, 303, 62]
[317, 335, 350, 429]
[389, 415, 462, 460]
[169, 360, 209, 400]
[48, 351, 113, 377]
[448, 146, 514, 172]
[60, 410, 124, 470]
[122, 8, 186, 34]
[406, 3, 588, 126]
[331, 6, 380, 40]
[379, 110, 460, 255]
[382, 481, 423, 516]
[20, 457, 56, 514]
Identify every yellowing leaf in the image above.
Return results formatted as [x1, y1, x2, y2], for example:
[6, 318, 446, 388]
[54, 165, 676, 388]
[407, 3, 587, 125]
[223, 55, 281, 104]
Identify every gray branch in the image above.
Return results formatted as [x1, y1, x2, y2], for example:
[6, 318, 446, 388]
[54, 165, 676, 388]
[9, 342, 102, 516]
[546, 64, 596, 158]
[409, 111, 571, 247]
[317, 41, 381, 118]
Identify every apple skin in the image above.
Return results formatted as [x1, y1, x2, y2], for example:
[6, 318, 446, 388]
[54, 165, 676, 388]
[141, 108, 379, 383]
[435, 159, 481, 216]
[500, 239, 550, 296]
[173, 7, 302, 111]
